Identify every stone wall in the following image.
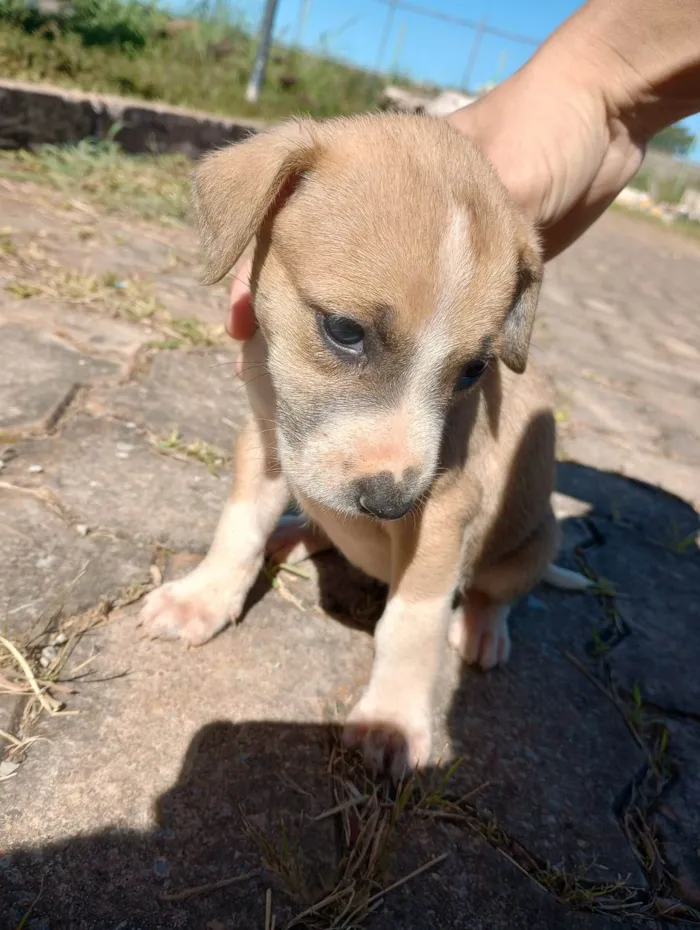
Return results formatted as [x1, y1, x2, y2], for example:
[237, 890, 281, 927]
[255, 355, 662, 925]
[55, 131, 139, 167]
[0, 79, 263, 156]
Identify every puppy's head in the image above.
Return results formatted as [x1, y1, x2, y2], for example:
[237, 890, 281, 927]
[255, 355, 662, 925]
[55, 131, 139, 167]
[194, 115, 542, 520]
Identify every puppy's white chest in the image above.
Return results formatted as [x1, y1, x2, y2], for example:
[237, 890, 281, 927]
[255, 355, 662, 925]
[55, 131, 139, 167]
[297, 497, 393, 585]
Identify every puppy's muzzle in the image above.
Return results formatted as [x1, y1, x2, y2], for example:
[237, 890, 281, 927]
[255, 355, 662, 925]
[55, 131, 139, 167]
[353, 470, 420, 521]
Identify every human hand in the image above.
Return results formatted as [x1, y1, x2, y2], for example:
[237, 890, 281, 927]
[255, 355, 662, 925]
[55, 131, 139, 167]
[450, 0, 700, 259]
[447, 43, 644, 261]
[227, 258, 256, 344]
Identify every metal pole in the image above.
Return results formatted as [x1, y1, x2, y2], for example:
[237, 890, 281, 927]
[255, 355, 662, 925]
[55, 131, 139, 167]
[245, 0, 280, 104]
[462, 15, 487, 93]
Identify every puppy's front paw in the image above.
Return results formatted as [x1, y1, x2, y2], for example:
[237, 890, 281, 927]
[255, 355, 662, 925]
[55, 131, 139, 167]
[343, 694, 432, 779]
[139, 571, 247, 646]
[449, 597, 511, 670]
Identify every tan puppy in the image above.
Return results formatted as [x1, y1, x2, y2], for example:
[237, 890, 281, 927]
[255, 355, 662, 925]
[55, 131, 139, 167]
[140, 114, 587, 777]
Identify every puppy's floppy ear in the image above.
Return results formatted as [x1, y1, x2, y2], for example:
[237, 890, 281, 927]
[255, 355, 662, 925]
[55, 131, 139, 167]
[499, 228, 544, 374]
[192, 119, 318, 285]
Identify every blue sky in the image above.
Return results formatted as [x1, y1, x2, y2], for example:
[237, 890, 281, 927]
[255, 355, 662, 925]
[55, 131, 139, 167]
[232, 0, 699, 156]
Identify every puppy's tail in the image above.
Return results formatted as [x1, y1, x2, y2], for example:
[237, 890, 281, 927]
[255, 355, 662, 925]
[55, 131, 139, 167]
[542, 563, 596, 592]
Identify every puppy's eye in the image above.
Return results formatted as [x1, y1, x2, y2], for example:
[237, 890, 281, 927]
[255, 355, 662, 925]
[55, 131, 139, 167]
[456, 359, 488, 391]
[323, 314, 365, 351]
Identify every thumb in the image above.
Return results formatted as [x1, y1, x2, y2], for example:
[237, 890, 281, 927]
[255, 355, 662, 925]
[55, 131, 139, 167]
[227, 258, 257, 341]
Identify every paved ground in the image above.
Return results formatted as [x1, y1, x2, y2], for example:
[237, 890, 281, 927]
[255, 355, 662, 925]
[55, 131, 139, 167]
[1, 172, 699, 930]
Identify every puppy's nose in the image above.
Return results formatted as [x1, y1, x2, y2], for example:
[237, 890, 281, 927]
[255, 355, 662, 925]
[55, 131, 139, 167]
[354, 472, 417, 521]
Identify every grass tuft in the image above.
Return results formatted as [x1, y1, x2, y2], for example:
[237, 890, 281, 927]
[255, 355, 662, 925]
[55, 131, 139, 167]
[152, 427, 227, 476]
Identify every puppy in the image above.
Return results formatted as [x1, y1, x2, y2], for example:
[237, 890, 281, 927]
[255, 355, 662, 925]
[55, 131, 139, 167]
[140, 114, 588, 777]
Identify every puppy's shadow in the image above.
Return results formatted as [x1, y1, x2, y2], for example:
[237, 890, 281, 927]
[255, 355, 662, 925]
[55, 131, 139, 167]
[236, 540, 387, 634]
[441, 419, 700, 892]
[303, 415, 700, 896]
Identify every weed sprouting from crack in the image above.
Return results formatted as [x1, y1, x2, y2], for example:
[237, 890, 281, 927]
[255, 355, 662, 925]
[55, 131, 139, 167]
[563, 649, 700, 922]
[0, 229, 17, 255]
[151, 427, 228, 477]
[652, 521, 700, 555]
[571, 522, 629, 656]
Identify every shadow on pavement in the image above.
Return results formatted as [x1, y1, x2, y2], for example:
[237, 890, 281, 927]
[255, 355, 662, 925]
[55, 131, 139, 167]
[2, 459, 699, 930]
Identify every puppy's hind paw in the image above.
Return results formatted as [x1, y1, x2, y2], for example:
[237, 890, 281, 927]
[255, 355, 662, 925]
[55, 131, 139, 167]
[449, 596, 511, 670]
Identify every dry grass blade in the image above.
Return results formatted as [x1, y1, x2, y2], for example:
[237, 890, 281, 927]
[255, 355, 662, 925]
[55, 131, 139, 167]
[0, 634, 63, 715]
[314, 795, 371, 822]
[264, 737, 457, 929]
[159, 871, 258, 902]
[563, 651, 667, 777]
[0, 727, 23, 747]
[246, 719, 699, 927]
[243, 812, 308, 905]
[0, 577, 150, 773]
[0, 728, 45, 754]
[0, 480, 66, 516]
[344, 852, 448, 923]
[15, 877, 44, 930]
[277, 563, 311, 581]
[0, 674, 75, 695]
[285, 887, 356, 929]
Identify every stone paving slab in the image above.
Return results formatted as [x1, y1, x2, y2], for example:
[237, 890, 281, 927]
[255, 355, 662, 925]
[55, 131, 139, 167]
[443, 589, 646, 884]
[0, 489, 151, 636]
[0, 183, 229, 329]
[1, 187, 700, 930]
[0, 297, 154, 363]
[2, 414, 230, 551]
[0, 323, 117, 436]
[86, 348, 247, 446]
[599, 533, 700, 712]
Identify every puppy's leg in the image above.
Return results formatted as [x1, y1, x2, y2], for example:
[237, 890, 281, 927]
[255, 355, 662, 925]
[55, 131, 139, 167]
[139, 416, 288, 645]
[344, 501, 469, 778]
[344, 592, 452, 778]
[448, 591, 511, 670]
[265, 513, 333, 566]
[450, 509, 559, 667]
